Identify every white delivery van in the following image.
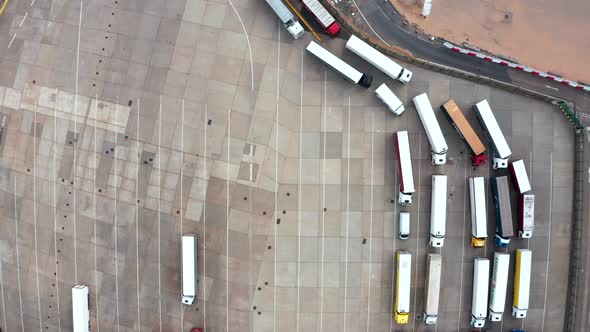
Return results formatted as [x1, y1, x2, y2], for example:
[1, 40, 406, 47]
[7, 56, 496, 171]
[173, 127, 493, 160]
[399, 212, 410, 239]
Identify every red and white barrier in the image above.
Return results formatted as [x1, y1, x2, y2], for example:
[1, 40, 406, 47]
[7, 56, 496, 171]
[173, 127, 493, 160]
[443, 42, 590, 92]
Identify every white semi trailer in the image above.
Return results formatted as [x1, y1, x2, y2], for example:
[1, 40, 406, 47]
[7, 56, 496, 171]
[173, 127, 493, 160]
[513, 249, 532, 318]
[345, 34, 413, 84]
[394, 131, 415, 204]
[469, 177, 487, 247]
[488, 252, 510, 321]
[395, 251, 412, 324]
[473, 100, 512, 169]
[265, 0, 304, 39]
[510, 159, 532, 194]
[306, 41, 373, 88]
[423, 253, 442, 325]
[412, 93, 448, 165]
[518, 194, 535, 238]
[471, 257, 490, 328]
[430, 175, 447, 247]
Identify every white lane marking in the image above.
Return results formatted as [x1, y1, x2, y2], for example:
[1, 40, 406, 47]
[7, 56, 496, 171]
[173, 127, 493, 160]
[14, 175, 24, 331]
[296, 49, 303, 332]
[544, 85, 559, 91]
[180, 100, 185, 331]
[53, 92, 62, 332]
[523, 151, 533, 331]
[33, 102, 42, 332]
[203, 104, 208, 330]
[365, 112, 375, 332]
[7, 33, 16, 49]
[343, 97, 351, 331]
[540, 152, 554, 332]
[135, 98, 141, 330]
[19, 13, 29, 27]
[30, 0, 36, 6]
[158, 96, 163, 332]
[318, 71, 327, 332]
[72, 0, 83, 285]
[374, 4, 390, 21]
[114, 101, 120, 332]
[273, 21, 280, 332]
[226, 108, 231, 332]
[411, 134, 422, 331]
[351, 0, 390, 46]
[0, 258, 5, 332]
[227, 0, 254, 91]
[93, 96, 99, 332]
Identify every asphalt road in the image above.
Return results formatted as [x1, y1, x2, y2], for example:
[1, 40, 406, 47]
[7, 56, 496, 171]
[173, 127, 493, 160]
[350, 0, 590, 112]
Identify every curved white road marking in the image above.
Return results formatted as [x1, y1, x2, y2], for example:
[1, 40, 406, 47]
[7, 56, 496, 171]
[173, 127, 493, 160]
[350, 0, 390, 46]
[227, 0, 255, 91]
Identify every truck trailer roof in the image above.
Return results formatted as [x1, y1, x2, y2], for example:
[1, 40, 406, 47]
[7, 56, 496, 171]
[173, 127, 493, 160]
[492, 176, 513, 237]
[413, 93, 448, 160]
[345, 35, 412, 84]
[306, 41, 365, 85]
[423, 254, 442, 324]
[394, 131, 415, 194]
[488, 252, 510, 321]
[441, 99, 486, 158]
[302, 0, 336, 28]
[474, 99, 511, 159]
[265, 0, 295, 24]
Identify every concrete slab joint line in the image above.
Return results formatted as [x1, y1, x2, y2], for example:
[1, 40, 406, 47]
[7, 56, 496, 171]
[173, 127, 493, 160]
[443, 42, 590, 93]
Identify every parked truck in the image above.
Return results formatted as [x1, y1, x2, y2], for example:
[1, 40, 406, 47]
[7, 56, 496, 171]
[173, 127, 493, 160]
[509, 160, 531, 194]
[488, 252, 510, 321]
[469, 177, 487, 247]
[306, 41, 372, 87]
[491, 176, 513, 248]
[413, 93, 448, 165]
[265, 0, 304, 39]
[430, 175, 448, 247]
[376, 83, 405, 116]
[471, 257, 490, 328]
[345, 35, 413, 84]
[301, 0, 340, 36]
[423, 253, 442, 325]
[473, 100, 512, 169]
[395, 251, 412, 324]
[440, 99, 487, 166]
[518, 194, 535, 238]
[512, 249, 532, 318]
[394, 131, 415, 204]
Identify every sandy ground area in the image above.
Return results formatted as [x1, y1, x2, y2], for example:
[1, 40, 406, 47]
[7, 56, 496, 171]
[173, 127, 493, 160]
[392, 0, 590, 83]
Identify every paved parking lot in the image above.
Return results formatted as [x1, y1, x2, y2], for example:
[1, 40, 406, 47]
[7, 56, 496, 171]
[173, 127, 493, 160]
[0, 0, 573, 331]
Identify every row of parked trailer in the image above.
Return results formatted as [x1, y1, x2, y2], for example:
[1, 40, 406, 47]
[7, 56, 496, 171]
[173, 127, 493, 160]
[395, 250, 532, 327]
[295, 17, 537, 328]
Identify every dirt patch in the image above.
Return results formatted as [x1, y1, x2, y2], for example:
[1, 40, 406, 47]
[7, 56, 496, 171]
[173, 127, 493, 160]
[392, 0, 590, 83]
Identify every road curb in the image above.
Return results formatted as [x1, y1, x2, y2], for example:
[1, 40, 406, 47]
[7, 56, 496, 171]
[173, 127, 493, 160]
[443, 42, 590, 93]
[317, 0, 566, 105]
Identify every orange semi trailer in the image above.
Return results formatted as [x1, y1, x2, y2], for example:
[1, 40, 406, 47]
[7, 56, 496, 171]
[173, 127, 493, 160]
[440, 99, 487, 166]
